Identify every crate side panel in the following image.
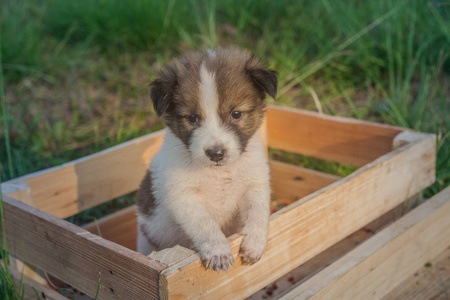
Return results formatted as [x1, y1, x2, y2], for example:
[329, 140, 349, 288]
[3, 130, 164, 219]
[0, 196, 166, 300]
[267, 106, 403, 166]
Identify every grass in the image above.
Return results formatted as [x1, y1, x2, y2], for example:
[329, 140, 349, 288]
[0, 0, 449, 297]
[0, 34, 24, 298]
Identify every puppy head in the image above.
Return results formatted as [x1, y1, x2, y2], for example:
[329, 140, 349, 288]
[150, 47, 278, 167]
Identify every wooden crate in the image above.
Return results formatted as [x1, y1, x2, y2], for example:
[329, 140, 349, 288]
[1, 105, 439, 299]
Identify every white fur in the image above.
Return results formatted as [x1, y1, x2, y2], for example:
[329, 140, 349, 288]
[189, 64, 241, 166]
[137, 65, 271, 271]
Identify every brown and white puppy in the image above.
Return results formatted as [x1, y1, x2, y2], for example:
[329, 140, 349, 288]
[136, 47, 277, 272]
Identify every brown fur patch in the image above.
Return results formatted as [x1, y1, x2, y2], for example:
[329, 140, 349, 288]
[150, 51, 206, 146]
[207, 48, 272, 150]
[136, 170, 156, 217]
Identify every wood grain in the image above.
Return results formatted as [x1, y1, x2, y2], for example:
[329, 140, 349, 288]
[266, 106, 404, 166]
[2, 130, 165, 219]
[382, 245, 450, 300]
[0, 196, 167, 300]
[160, 133, 435, 299]
[281, 186, 450, 300]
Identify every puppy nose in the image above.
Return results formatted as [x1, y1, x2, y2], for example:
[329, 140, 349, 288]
[205, 146, 226, 162]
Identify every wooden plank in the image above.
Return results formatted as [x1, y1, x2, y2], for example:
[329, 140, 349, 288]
[281, 186, 450, 300]
[160, 132, 435, 299]
[1, 130, 165, 219]
[149, 246, 197, 268]
[382, 246, 450, 300]
[266, 106, 404, 166]
[0, 196, 167, 300]
[269, 160, 340, 202]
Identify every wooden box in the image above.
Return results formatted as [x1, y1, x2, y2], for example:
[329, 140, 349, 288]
[1, 105, 442, 299]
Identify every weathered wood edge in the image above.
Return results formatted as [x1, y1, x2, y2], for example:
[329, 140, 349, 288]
[279, 185, 450, 300]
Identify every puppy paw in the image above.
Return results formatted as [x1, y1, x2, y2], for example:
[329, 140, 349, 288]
[239, 234, 267, 264]
[200, 241, 234, 272]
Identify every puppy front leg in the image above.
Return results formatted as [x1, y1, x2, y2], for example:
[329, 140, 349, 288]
[239, 185, 271, 264]
[166, 195, 234, 272]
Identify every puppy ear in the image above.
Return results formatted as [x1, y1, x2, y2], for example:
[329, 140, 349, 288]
[150, 67, 177, 117]
[246, 58, 278, 100]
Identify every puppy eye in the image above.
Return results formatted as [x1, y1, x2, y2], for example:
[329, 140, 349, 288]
[231, 111, 242, 120]
[187, 114, 200, 124]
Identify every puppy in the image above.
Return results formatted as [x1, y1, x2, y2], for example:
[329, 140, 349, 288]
[136, 47, 277, 272]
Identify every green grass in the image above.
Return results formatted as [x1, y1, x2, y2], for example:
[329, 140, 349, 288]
[0, 34, 24, 298]
[0, 0, 449, 297]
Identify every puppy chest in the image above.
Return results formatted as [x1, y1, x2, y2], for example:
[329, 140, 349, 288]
[193, 172, 247, 218]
